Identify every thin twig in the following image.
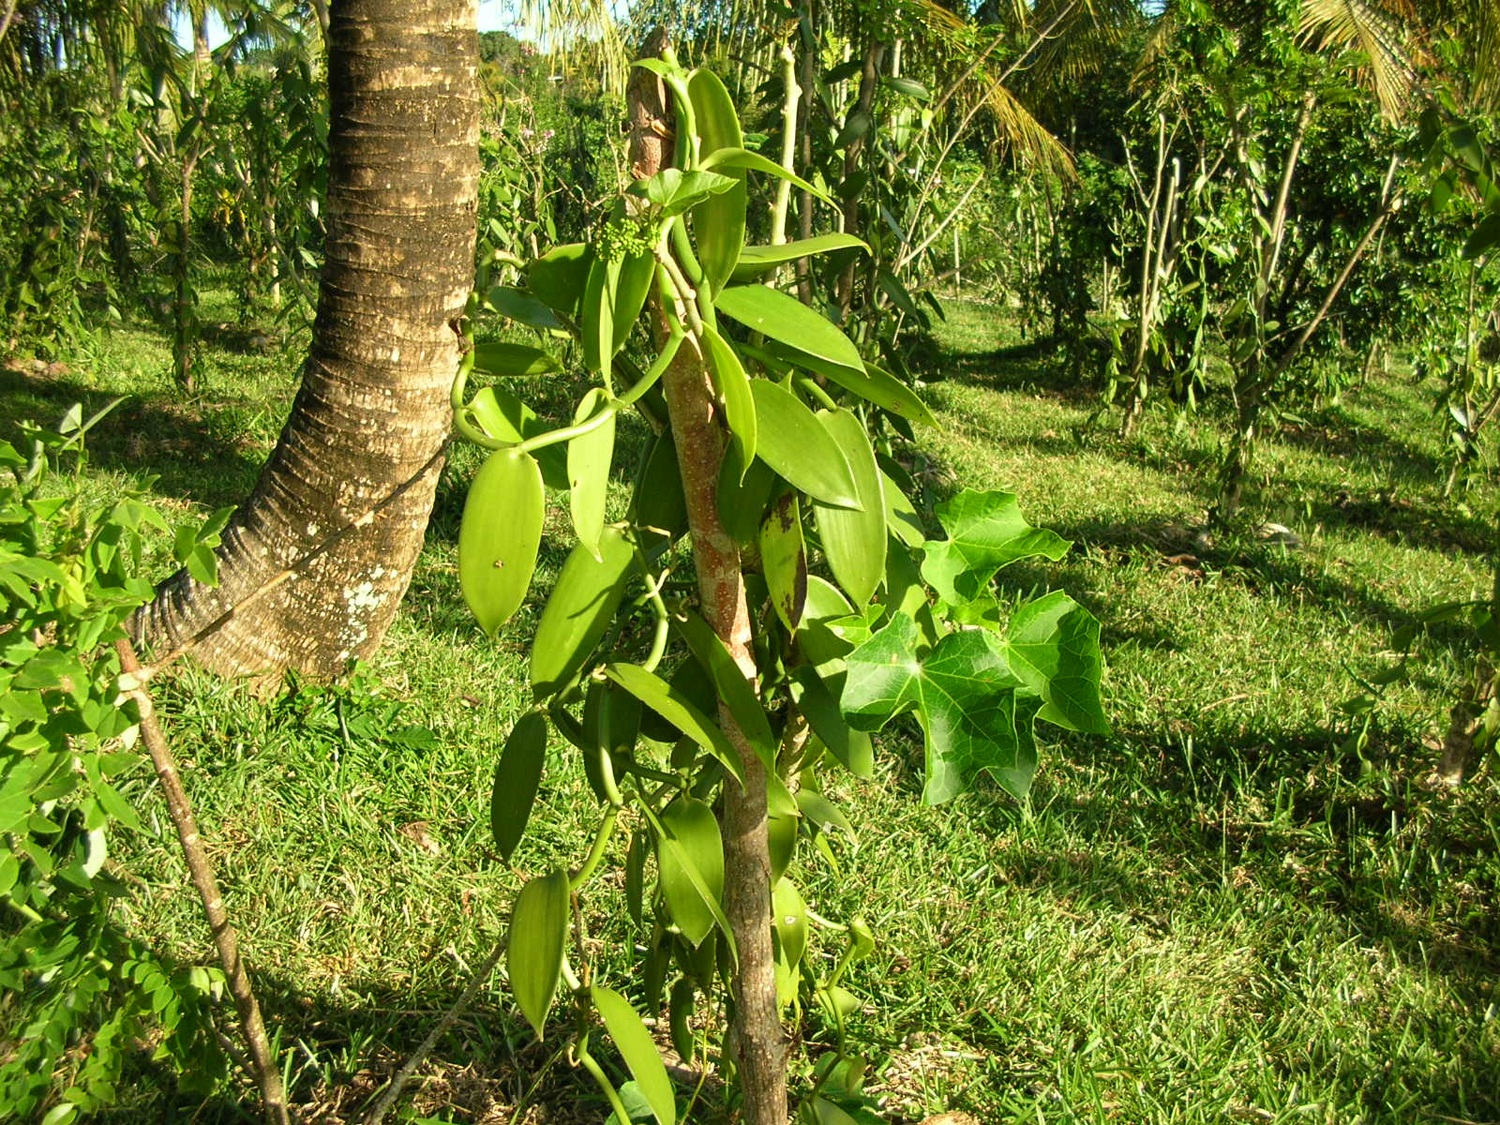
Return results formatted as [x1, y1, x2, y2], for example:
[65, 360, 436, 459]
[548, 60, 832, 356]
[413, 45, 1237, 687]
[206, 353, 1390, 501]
[138, 438, 451, 678]
[361, 935, 507, 1125]
[114, 638, 291, 1125]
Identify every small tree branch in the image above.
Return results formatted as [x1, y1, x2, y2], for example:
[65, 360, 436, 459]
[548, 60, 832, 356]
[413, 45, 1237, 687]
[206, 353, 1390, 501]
[113, 638, 291, 1125]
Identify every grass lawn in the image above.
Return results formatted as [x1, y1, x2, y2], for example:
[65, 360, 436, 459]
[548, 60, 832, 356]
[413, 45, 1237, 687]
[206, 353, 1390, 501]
[3, 297, 1497, 1124]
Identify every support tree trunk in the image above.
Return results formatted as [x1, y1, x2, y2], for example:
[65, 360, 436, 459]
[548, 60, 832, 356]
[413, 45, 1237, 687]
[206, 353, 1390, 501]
[137, 0, 480, 679]
[630, 43, 788, 1125]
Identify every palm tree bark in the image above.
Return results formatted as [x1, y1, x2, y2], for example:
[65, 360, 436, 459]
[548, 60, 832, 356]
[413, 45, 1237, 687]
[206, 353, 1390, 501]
[136, 0, 480, 678]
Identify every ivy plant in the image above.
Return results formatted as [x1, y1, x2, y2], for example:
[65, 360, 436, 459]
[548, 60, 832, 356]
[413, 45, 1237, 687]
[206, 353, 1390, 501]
[451, 50, 1107, 1125]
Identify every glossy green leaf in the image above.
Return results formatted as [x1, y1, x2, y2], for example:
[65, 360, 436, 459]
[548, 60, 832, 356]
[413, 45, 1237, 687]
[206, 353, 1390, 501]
[687, 69, 746, 295]
[730, 234, 869, 282]
[656, 796, 726, 948]
[633, 432, 688, 549]
[530, 526, 637, 696]
[717, 442, 776, 545]
[797, 575, 856, 668]
[840, 612, 1042, 803]
[631, 168, 739, 216]
[760, 492, 808, 631]
[790, 665, 873, 778]
[772, 877, 809, 971]
[881, 472, 925, 547]
[717, 285, 864, 374]
[1464, 210, 1500, 258]
[760, 346, 937, 427]
[669, 978, 696, 1064]
[527, 242, 590, 318]
[567, 389, 616, 559]
[459, 449, 545, 637]
[612, 248, 657, 354]
[701, 324, 756, 473]
[881, 74, 931, 101]
[922, 490, 1071, 605]
[750, 381, 859, 507]
[507, 867, 570, 1037]
[487, 284, 564, 330]
[813, 410, 886, 606]
[582, 676, 642, 802]
[472, 342, 561, 378]
[999, 591, 1110, 735]
[796, 789, 855, 838]
[834, 109, 872, 150]
[767, 808, 797, 884]
[605, 664, 743, 783]
[582, 255, 615, 376]
[698, 147, 834, 205]
[463, 386, 567, 489]
[672, 610, 774, 766]
[593, 985, 677, 1125]
[491, 711, 547, 862]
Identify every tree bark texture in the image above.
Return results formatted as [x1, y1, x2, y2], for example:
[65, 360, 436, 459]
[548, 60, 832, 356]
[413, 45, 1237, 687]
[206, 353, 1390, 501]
[630, 40, 788, 1125]
[138, 0, 480, 679]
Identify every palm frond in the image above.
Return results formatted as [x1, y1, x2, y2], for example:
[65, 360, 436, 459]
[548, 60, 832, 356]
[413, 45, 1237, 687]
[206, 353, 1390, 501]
[1297, 0, 1415, 118]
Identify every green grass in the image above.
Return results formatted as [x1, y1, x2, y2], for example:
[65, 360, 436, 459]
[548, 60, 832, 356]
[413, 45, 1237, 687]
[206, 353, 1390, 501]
[6, 297, 1499, 1124]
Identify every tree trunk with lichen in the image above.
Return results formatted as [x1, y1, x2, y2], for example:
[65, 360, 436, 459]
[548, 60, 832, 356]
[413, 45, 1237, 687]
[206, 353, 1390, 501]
[136, 0, 480, 678]
[630, 41, 789, 1125]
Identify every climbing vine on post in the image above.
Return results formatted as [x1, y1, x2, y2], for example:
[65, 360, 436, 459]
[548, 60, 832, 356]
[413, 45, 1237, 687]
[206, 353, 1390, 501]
[451, 47, 1108, 1125]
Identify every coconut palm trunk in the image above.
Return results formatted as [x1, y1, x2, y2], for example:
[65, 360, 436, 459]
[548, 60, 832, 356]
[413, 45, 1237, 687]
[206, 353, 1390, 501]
[136, 0, 480, 678]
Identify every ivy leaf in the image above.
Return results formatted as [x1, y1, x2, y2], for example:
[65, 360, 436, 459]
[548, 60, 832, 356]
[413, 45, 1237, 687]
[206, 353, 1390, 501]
[840, 613, 1041, 804]
[998, 590, 1110, 736]
[921, 490, 1071, 605]
[629, 168, 740, 217]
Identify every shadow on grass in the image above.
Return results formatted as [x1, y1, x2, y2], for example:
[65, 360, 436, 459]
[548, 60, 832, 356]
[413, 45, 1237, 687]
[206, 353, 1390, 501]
[0, 367, 266, 509]
[100, 970, 641, 1125]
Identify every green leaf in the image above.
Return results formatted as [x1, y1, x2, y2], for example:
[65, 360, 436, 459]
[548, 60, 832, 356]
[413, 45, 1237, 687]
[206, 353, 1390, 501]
[760, 492, 808, 631]
[796, 789, 855, 838]
[687, 69, 746, 295]
[672, 610, 774, 766]
[487, 284, 564, 330]
[567, 389, 616, 559]
[796, 575, 856, 668]
[459, 449, 546, 637]
[463, 386, 567, 489]
[921, 490, 1071, 605]
[491, 711, 548, 862]
[582, 678, 640, 802]
[881, 75, 931, 101]
[472, 342, 562, 378]
[717, 442, 776, 544]
[527, 242, 590, 318]
[750, 381, 859, 507]
[697, 147, 834, 206]
[530, 526, 637, 696]
[730, 234, 869, 282]
[812, 410, 886, 606]
[761, 347, 937, 427]
[999, 591, 1110, 735]
[605, 664, 743, 783]
[841, 613, 1042, 803]
[631, 168, 740, 216]
[716, 285, 865, 375]
[772, 877, 809, 971]
[1464, 210, 1500, 259]
[507, 867, 570, 1037]
[632, 433, 688, 549]
[881, 472, 925, 547]
[592, 986, 677, 1125]
[790, 665, 873, 778]
[701, 324, 756, 472]
[656, 796, 726, 948]
[834, 109, 873, 150]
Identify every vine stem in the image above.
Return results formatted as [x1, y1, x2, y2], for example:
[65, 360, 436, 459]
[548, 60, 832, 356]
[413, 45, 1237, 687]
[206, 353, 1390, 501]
[113, 638, 290, 1125]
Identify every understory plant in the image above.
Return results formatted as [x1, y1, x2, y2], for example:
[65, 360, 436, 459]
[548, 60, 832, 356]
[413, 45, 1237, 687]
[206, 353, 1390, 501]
[0, 404, 233, 1121]
[450, 48, 1107, 1125]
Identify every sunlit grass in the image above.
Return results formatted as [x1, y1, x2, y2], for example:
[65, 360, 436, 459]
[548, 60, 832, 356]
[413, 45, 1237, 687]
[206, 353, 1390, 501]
[7, 295, 1496, 1123]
